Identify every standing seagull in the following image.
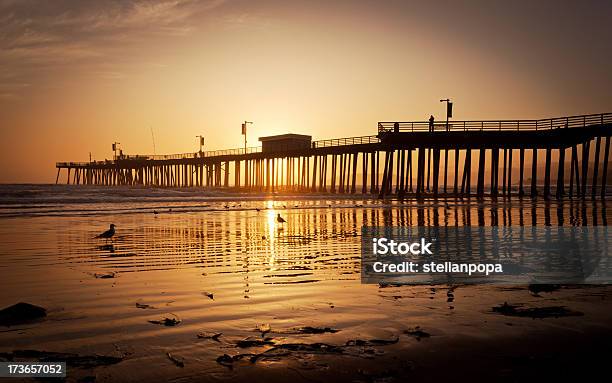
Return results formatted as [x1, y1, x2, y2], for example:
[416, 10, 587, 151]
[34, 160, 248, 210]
[96, 224, 116, 242]
[276, 214, 286, 224]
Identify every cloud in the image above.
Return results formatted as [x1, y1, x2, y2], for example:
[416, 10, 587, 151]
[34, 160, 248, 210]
[0, 0, 227, 96]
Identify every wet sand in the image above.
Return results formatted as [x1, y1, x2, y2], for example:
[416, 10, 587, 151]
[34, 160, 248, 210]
[1, 196, 611, 382]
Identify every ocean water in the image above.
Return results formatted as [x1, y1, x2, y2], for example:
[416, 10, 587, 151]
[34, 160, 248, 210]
[0, 184, 611, 382]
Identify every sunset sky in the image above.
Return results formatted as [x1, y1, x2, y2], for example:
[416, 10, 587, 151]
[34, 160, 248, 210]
[1, 0, 611, 183]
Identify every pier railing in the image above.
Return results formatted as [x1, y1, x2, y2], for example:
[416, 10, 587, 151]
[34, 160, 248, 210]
[132, 146, 264, 161]
[312, 135, 379, 148]
[55, 135, 381, 167]
[378, 112, 612, 133]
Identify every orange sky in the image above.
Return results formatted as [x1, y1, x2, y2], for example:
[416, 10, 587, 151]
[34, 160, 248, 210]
[1, 0, 611, 183]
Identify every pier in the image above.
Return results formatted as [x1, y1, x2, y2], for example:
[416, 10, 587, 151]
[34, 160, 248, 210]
[56, 113, 612, 199]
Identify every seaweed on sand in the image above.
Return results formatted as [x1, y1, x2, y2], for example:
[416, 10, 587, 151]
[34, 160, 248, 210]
[0, 350, 124, 368]
[216, 338, 400, 369]
[236, 337, 275, 348]
[403, 326, 431, 340]
[149, 315, 181, 326]
[492, 302, 583, 319]
[295, 326, 339, 334]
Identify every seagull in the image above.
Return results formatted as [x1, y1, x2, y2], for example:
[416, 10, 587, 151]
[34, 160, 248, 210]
[276, 214, 286, 224]
[96, 224, 116, 242]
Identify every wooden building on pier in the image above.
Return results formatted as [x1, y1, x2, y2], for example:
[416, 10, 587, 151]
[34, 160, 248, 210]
[259, 134, 312, 153]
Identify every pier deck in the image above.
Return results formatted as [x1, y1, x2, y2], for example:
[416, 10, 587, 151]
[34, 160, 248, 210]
[56, 113, 612, 199]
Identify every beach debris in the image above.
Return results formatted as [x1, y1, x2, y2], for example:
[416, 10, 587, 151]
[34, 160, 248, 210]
[447, 290, 455, 303]
[378, 282, 403, 288]
[135, 302, 155, 309]
[0, 350, 124, 368]
[492, 302, 583, 319]
[197, 332, 222, 341]
[528, 284, 561, 297]
[166, 352, 184, 368]
[256, 323, 271, 337]
[295, 326, 339, 334]
[257, 342, 343, 358]
[215, 353, 253, 368]
[216, 354, 234, 368]
[345, 337, 399, 346]
[236, 337, 275, 348]
[0, 302, 47, 327]
[234, 342, 343, 365]
[216, 336, 403, 370]
[202, 291, 214, 300]
[403, 326, 431, 341]
[94, 272, 115, 279]
[148, 316, 181, 326]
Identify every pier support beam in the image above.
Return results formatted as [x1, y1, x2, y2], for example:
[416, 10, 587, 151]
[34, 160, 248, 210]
[518, 149, 525, 197]
[453, 149, 459, 195]
[362, 152, 368, 194]
[443, 149, 448, 193]
[602, 137, 610, 198]
[416, 148, 426, 196]
[477, 149, 486, 198]
[432, 149, 441, 197]
[461, 149, 471, 196]
[556, 148, 565, 199]
[507, 149, 513, 198]
[491, 148, 499, 197]
[581, 140, 590, 198]
[544, 148, 551, 199]
[531, 149, 538, 198]
[592, 137, 601, 199]
[570, 145, 579, 197]
[351, 153, 358, 193]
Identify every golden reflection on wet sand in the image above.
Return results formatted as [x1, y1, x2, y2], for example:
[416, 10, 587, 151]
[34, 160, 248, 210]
[0, 198, 611, 382]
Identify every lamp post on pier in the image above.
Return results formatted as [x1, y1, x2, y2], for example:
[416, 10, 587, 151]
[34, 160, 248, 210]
[196, 135, 204, 157]
[242, 121, 253, 153]
[439, 99, 453, 131]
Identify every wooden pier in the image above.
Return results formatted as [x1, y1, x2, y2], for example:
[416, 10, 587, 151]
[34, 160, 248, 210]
[56, 113, 612, 199]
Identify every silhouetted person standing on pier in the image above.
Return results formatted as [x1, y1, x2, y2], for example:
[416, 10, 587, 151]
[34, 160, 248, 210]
[429, 115, 434, 132]
[393, 122, 399, 133]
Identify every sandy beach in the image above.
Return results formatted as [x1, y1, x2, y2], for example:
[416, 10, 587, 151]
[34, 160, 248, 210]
[0, 185, 610, 382]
